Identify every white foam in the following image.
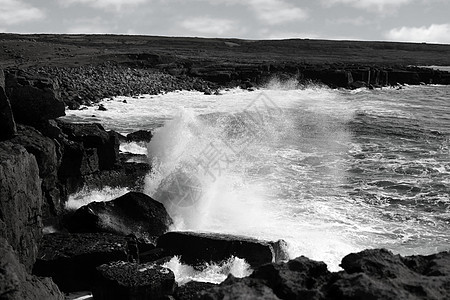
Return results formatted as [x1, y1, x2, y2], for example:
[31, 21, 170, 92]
[162, 256, 252, 285]
[65, 186, 130, 211]
[120, 141, 148, 155]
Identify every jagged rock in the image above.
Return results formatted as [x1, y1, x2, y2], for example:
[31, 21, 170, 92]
[5, 69, 65, 125]
[0, 69, 16, 141]
[0, 237, 64, 300]
[251, 255, 330, 299]
[126, 130, 153, 143]
[33, 232, 129, 292]
[198, 275, 280, 300]
[156, 232, 289, 268]
[326, 249, 450, 300]
[65, 192, 173, 241]
[57, 121, 119, 170]
[92, 261, 176, 300]
[10, 124, 62, 223]
[0, 142, 43, 271]
[175, 281, 217, 300]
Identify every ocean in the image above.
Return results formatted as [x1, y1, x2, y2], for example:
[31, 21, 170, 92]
[62, 79, 450, 282]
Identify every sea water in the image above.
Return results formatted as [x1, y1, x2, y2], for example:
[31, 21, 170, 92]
[61, 81, 450, 280]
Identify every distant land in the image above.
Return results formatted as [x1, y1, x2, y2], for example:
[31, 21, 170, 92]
[1, 33, 450, 68]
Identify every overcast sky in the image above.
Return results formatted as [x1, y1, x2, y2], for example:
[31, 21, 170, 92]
[1, 0, 450, 43]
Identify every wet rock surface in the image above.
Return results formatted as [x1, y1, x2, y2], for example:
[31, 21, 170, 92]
[93, 261, 176, 300]
[0, 69, 16, 141]
[33, 232, 129, 292]
[157, 231, 289, 268]
[65, 192, 173, 241]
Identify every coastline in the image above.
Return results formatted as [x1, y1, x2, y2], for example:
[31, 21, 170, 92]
[1, 34, 450, 299]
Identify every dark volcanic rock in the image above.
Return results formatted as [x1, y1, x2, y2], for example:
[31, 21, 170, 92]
[10, 124, 62, 223]
[92, 261, 176, 300]
[157, 231, 289, 268]
[326, 249, 450, 300]
[65, 191, 173, 241]
[0, 142, 43, 271]
[58, 121, 119, 170]
[5, 69, 65, 125]
[0, 69, 16, 141]
[252, 255, 331, 300]
[175, 281, 217, 300]
[33, 232, 128, 292]
[126, 130, 153, 143]
[198, 275, 280, 300]
[0, 237, 64, 300]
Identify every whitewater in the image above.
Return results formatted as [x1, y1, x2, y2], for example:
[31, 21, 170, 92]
[62, 80, 450, 279]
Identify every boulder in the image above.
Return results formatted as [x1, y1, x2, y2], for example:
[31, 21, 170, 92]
[10, 124, 62, 223]
[33, 232, 129, 292]
[174, 281, 217, 300]
[58, 121, 120, 170]
[198, 275, 280, 300]
[92, 261, 176, 300]
[5, 69, 65, 125]
[0, 142, 43, 271]
[126, 130, 153, 143]
[326, 249, 450, 300]
[65, 192, 173, 241]
[251, 255, 330, 299]
[0, 237, 64, 300]
[0, 69, 16, 141]
[156, 231, 289, 268]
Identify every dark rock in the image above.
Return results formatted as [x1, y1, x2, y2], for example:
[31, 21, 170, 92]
[0, 237, 64, 300]
[98, 104, 107, 111]
[33, 232, 128, 292]
[10, 124, 62, 224]
[0, 69, 16, 141]
[198, 275, 280, 300]
[65, 192, 173, 241]
[126, 130, 153, 143]
[251, 255, 330, 300]
[348, 81, 367, 89]
[0, 142, 43, 271]
[156, 231, 289, 268]
[5, 69, 65, 125]
[175, 281, 217, 300]
[326, 249, 450, 300]
[57, 121, 120, 170]
[92, 261, 176, 300]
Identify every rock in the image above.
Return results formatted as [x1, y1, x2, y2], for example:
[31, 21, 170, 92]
[156, 232, 289, 268]
[65, 192, 173, 241]
[98, 104, 107, 111]
[5, 69, 65, 125]
[0, 142, 43, 271]
[0, 69, 16, 141]
[58, 121, 120, 170]
[326, 249, 450, 300]
[126, 130, 153, 143]
[0, 237, 64, 300]
[92, 261, 176, 300]
[198, 275, 280, 300]
[175, 281, 217, 300]
[251, 255, 330, 299]
[33, 232, 129, 292]
[10, 124, 62, 224]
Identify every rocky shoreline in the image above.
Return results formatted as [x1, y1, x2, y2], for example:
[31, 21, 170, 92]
[1, 34, 450, 299]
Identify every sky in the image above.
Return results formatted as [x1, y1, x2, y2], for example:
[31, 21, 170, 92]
[1, 0, 450, 44]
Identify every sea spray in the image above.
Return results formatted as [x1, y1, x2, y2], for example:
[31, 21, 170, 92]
[162, 256, 252, 285]
[65, 186, 130, 211]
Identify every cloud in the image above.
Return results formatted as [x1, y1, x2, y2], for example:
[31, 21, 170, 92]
[180, 17, 241, 36]
[385, 24, 450, 44]
[62, 0, 148, 12]
[323, 0, 413, 14]
[0, 0, 45, 25]
[328, 16, 373, 26]
[247, 0, 308, 25]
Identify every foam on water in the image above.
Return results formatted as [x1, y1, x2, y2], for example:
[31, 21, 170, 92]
[163, 256, 252, 285]
[120, 141, 148, 155]
[62, 82, 450, 278]
[65, 186, 130, 211]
